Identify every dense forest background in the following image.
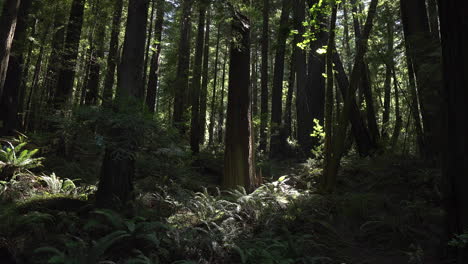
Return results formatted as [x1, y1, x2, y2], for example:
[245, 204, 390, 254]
[0, 0, 467, 263]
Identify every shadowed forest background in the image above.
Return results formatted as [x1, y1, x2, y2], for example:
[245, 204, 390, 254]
[0, 0, 467, 263]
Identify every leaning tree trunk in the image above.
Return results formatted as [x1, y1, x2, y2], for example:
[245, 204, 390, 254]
[96, 0, 149, 209]
[438, 0, 468, 263]
[0, 0, 20, 100]
[223, 7, 257, 191]
[0, 0, 32, 136]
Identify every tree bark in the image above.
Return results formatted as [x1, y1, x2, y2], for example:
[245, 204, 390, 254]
[102, 0, 123, 103]
[269, 0, 291, 158]
[0, 0, 20, 100]
[146, 0, 164, 113]
[259, 0, 269, 152]
[223, 8, 256, 191]
[217, 42, 228, 144]
[189, 2, 207, 154]
[208, 23, 221, 146]
[199, 7, 211, 146]
[438, 0, 468, 262]
[54, 0, 85, 108]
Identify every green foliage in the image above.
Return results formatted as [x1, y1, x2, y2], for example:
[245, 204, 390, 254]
[310, 119, 325, 161]
[0, 139, 44, 174]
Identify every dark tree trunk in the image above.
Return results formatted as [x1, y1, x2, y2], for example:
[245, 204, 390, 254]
[259, 0, 269, 152]
[199, 7, 211, 146]
[142, 0, 156, 88]
[269, 0, 290, 158]
[223, 8, 256, 191]
[102, 0, 123, 103]
[208, 23, 221, 146]
[400, 0, 442, 163]
[438, 0, 468, 262]
[0, 0, 20, 99]
[173, 0, 193, 131]
[0, 0, 32, 136]
[362, 62, 380, 144]
[293, 0, 309, 156]
[54, 0, 85, 108]
[390, 67, 402, 151]
[382, 7, 394, 141]
[217, 42, 228, 144]
[146, 0, 164, 113]
[96, 0, 149, 209]
[283, 48, 295, 141]
[189, 2, 207, 154]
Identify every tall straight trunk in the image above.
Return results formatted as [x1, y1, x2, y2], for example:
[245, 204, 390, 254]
[438, 1, 468, 263]
[208, 23, 221, 146]
[217, 42, 228, 144]
[259, 0, 269, 152]
[85, 7, 107, 105]
[146, 0, 164, 113]
[293, 0, 309, 155]
[96, 0, 149, 209]
[269, 0, 290, 158]
[24, 36, 45, 131]
[142, 0, 156, 88]
[173, 0, 193, 131]
[426, 0, 439, 42]
[0, 0, 20, 99]
[54, 0, 85, 108]
[18, 18, 36, 129]
[43, 4, 66, 104]
[199, 7, 211, 145]
[400, 0, 442, 163]
[251, 40, 259, 117]
[327, 0, 379, 191]
[342, 0, 352, 74]
[102, 0, 123, 103]
[306, 0, 328, 150]
[223, 8, 256, 191]
[322, 1, 337, 192]
[284, 48, 295, 141]
[189, 2, 206, 154]
[382, 8, 394, 140]
[390, 67, 402, 151]
[0, 0, 32, 136]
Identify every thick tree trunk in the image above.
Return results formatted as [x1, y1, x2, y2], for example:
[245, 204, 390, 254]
[223, 9, 256, 191]
[259, 0, 269, 152]
[400, 0, 442, 163]
[54, 0, 85, 108]
[269, 0, 290, 158]
[146, 0, 164, 113]
[199, 7, 211, 146]
[0, 0, 32, 136]
[173, 0, 193, 131]
[438, 0, 468, 262]
[0, 0, 20, 100]
[102, 0, 123, 103]
[96, 0, 149, 209]
[190, 2, 207, 154]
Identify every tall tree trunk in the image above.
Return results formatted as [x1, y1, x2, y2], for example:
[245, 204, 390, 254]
[146, 0, 164, 113]
[0, 0, 20, 99]
[173, 0, 193, 131]
[284, 48, 295, 141]
[326, 0, 379, 191]
[102, 0, 123, 103]
[85, 7, 107, 105]
[438, 0, 468, 262]
[390, 67, 402, 151]
[400, 0, 442, 163]
[199, 7, 211, 146]
[259, 0, 269, 152]
[217, 42, 228, 144]
[426, 0, 439, 42]
[0, 0, 32, 136]
[269, 0, 290, 158]
[142, 0, 156, 89]
[189, 1, 207, 154]
[382, 6, 394, 141]
[322, 0, 337, 193]
[293, 0, 309, 156]
[54, 0, 85, 108]
[208, 23, 221, 146]
[96, 0, 149, 209]
[223, 8, 256, 191]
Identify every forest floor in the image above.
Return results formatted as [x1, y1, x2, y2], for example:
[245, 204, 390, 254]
[0, 137, 445, 263]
